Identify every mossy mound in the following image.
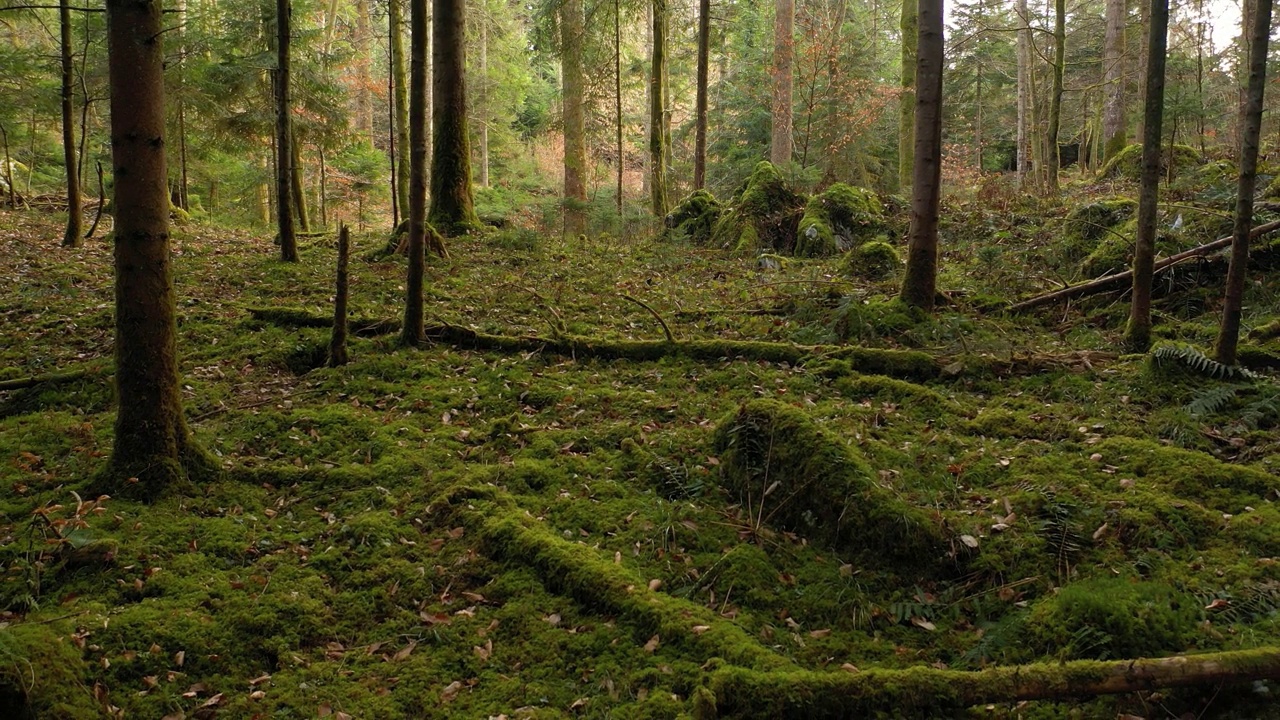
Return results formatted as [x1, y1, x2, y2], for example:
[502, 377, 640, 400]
[0, 622, 98, 719]
[710, 161, 806, 254]
[712, 399, 943, 563]
[1025, 577, 1199, 660]
[839, 239, 900, 280]
[1061, 197, 1136, 261]
[795, 183, 886, 257]
[663, 189, 722, 244]
[1098, 143, 1202, 181]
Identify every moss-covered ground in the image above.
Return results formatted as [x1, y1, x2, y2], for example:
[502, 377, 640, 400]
[2, 181, 1280, 718]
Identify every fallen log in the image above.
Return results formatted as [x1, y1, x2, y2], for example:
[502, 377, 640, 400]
[1010, 219, 1280, 312]
[0, 368, 98, 391]
[698, 647, 1280, 718]
[247, 306, 940, 379]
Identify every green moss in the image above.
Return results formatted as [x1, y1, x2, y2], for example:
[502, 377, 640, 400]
[1024, 577, 1199, 659]
[710, 162, 806, 254]
[1098, 143, 1202, 181]
[712, 399, 943, 563]
[838, 239, 900, 280]
[0, 622, 97, 719]
[664, 190, 723, 245]
[1061, 197, 1135, 261]
[795, 184, 886, 258]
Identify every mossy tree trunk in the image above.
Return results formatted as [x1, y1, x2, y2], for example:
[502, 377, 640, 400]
[60, 0, 82, 248]
[899, 0, 942, 312]
[276, 0, 298, 261]
[770, 0, 793, 168]
[389, 0, 411, 220]
[428, 0, 477, 236]
[290, 128, 310, 232]
[693, 0, 710, 190]
[648, 0, 668, 217]
[403, 0, 429, 346]
[1215, 0, 1272, 365]
[104, 0, 209, 498]
[561, 0, 587, 236]
[898, 0, 916, 193]
[1045, 0, 1064, 195]
[1124, 0, 1168, 352]
[1102, 0, 1126, 163]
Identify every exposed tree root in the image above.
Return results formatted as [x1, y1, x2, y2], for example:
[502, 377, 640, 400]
[1010, 219, 1280, 312]
[431, 480, 792, 671]
[697, 648, 1280, 718]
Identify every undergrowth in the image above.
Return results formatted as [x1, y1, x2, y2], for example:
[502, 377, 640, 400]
[1, 191, 1279, 719]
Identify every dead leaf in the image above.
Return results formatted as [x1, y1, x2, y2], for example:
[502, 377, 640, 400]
[910, 617, 936, 631]
[440, 680, 462, 702]
[1205, 598, 1231, 611]
[569, 697, 589, 711]
[473, 639, 492, 661]
[647, 579, 662, 591]
[959, 534, 979, 549]
[808, 628, 832, 638]
[690, 625, 710, 635]
[840, 663, 859, 673]
[544, 613, 561, 626]
[392, 641, 417, 661]
[420, 611, 451, 625]
[643, 634, 660, 653]
[173, 650, 185, 667]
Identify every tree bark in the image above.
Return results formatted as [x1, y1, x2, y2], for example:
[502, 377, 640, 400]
[479, 19, 489, 189]
[1215, 0, 1272, 365]
[615, 0, 624, 216]
[648, 0, 668, 217]
[898, 0, 916, 192]
[693, 0, 710, 190]
[60, 0, 82, 248]
[1124, 0, 1168, 352]
[103, 0, 208, 498]
[770, 0, 793, 167]
[899, 0, 942, 311]
[276, 0, 298, 261]
[1045, 0, 1065, 195]
[355, 0, 374, 141]
[428, 0, 477, 235]
[290, 129, 310, 232]
[403, 0, 429, 345]
[389, 0, 411, 221]
[561, 0, 587, 235]
[1102, 0, 1126, 163]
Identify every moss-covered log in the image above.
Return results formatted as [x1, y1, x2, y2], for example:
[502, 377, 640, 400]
[699, 648, 1280, 718]
[0, 368, 101, 391]
[246, 308, 941, 379]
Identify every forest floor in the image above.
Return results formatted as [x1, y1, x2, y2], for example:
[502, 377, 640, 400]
[2, 173, 1280, 719]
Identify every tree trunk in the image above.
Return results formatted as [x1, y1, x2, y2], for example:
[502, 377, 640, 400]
[899, 0, 942, 311]
[615, 0, 624, 216]
[290, 129, 310, 231]
[1102, 0, 1126, 162]
[329, 225, 350, 366]
[479, 18, 490, 189]
[1046, 0, 1064, 195]
[1136, 0, 1149, 143]
[648, 0, 668, 217]
[390, 0, 411, 220]
[60, 0, 81, 248]
[428, 0, 477, 235]
[1016, 0, 1031, 187]
[562, 0, 587, 236]
[355, 0, 374, 141]
[693, 0, 710, 190]
[1, 123, 14, 208]
[898, 0, 916, 192]
[276, 0, 298, 260]
[770, 0, 794, 168]
[174, 0, 189, 211]
[103, 0, 208, 498]
[1124, 0, 1169, 352]
[1215, 0, 1273, 364]
[403, 0, 429, 345]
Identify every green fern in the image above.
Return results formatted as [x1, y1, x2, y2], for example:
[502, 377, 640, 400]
[1151, 343, 1258, 380]
[1183, 384, 1242, 417]
[1037, 491, 1082, 583]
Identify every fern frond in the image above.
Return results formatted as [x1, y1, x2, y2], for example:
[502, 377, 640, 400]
[1184, 385, 1242, 417]
[1151, 343, 1259, 380]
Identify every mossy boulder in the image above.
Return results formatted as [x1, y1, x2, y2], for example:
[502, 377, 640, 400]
[795, 183, 886, 257]
[711, 161, 806, 254]
[712, 399, 942, 563]
[1025, 577, 1198, 660]
[839, 239, 900, 280]
[1098, 143, 1202, 181]
[1061, 197, 1136, 261]
[663, 189, 722, 244]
